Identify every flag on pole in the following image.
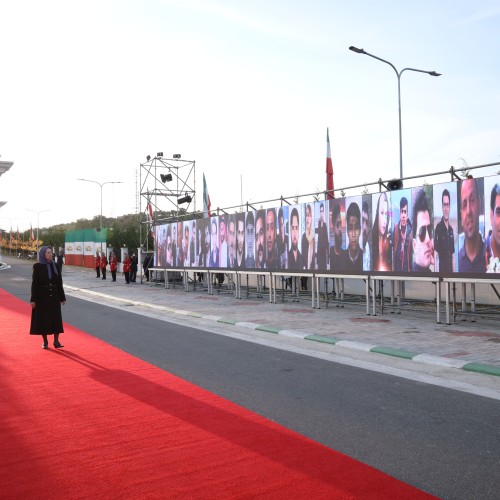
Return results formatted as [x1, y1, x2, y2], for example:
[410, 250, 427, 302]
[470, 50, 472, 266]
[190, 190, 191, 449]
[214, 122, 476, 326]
[17, 226, 20, 241]
[326, 128, 334, 200]
[10, 227, 13, 242]
[147, 197, 155, 239]
[203, 173, 211, 217]
[30, 224, 34, 242]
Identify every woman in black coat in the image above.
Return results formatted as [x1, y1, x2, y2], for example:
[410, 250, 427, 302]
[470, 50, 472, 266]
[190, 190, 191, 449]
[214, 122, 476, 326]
[30, 246, 66, 349]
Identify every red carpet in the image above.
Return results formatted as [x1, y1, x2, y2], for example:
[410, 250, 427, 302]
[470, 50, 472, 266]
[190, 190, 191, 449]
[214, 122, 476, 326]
[0, 289, 434, 499]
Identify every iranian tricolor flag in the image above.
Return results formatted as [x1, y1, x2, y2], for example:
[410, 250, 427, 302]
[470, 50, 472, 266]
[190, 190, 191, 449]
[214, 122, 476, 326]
[203, 173, 211, 217]
[326, 128, 334, 200]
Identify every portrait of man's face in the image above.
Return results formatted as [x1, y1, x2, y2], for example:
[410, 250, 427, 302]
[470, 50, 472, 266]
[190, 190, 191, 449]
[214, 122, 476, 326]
[211, 221, 218, 252]
[413, 210, 433, 268]
[400, 204, 408, 227]
[362, 209, 370, 247]
[177, 223, 183, 246]
[229, 221, 236, 258]
[184, 228, 189, 253]
[492, 193, 500, 248]
[347, 214, 361, 253]
[334, 212, 342, 247]
[204, 225, 210, 252]
[461, 179, 480, 241]
[442, 194, 450, 222]
[291, 214, 299, 251]
[237, 220, 245, 256]
[266, 210, 276, 256]
[166, 235, 172, 264]
[220, 220, 226, 243]
[246, 218, 254, 258]
[255, 215, 265, 265]
[279, 215, 285, 239]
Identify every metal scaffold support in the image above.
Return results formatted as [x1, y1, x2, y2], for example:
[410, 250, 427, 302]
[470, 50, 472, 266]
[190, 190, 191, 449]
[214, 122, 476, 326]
[139, 153, 197, 252]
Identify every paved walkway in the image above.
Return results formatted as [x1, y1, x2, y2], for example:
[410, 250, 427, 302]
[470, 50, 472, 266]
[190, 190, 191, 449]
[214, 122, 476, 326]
[56, 264, 500, 377]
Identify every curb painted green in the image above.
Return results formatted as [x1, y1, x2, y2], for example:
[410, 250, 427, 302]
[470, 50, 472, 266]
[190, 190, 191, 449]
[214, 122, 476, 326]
[255, 325, 281, 334]
[305, 335, 340, 345]
[370, 346, 419, 359]
[218, 318, 238, 325]
[462, 363, 500, 377]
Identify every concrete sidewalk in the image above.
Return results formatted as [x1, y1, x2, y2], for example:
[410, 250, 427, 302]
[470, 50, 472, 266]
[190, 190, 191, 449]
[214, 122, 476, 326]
[56, 264, 500, 377]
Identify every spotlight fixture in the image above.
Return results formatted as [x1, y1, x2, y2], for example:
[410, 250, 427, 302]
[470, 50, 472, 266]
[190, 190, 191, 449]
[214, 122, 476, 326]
[178, 194, 192, 205]
[387, 179, 403, 191]
[160, 173, 173, 183]
[157, 152, 163, 157]
[173, 154, 181, 159]
[146, 155, 151, 161]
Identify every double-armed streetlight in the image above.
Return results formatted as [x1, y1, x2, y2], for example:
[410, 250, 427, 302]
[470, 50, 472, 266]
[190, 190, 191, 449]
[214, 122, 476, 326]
[349, 46, 441, 180]
[78, 179, 123, 254]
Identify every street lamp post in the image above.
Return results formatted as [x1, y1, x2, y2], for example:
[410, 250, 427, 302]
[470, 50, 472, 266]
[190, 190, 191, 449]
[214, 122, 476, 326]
[349, 46, 441, 179]
[78, 179, 123, 255]
[26, 209, 49, 254]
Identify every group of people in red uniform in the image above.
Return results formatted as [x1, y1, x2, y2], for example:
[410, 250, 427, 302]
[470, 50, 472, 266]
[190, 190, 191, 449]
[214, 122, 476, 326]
[94, 251, 137, 283]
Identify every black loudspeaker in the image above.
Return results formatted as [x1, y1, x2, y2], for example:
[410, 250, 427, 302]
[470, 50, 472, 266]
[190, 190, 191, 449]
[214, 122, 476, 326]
[387, 179, 403, 191]
[160, 173, 173, 183]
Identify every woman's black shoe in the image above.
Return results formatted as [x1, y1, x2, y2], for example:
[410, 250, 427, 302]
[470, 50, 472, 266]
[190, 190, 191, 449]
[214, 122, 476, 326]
[42, 342, 48, 349]
[53, 341, 64, 349]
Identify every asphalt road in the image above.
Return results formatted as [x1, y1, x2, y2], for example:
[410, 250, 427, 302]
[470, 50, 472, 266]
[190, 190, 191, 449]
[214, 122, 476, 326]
[2, 261, 499, 499]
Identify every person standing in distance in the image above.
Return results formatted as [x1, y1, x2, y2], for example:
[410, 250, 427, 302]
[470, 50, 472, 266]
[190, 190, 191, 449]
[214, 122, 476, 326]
[95, 250, 101, 278]
[109, 251, 118, 281]
[101, 251, 107, 280]
[123, 253, 131, 284]
[130, 253, 138, 282]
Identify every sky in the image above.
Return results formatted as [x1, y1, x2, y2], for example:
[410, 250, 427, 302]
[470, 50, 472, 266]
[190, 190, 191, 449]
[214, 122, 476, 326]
[1, 0, 500, 232]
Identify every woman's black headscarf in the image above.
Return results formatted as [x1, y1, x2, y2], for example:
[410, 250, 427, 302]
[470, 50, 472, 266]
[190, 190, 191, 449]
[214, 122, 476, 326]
[38, 245, 59, 280]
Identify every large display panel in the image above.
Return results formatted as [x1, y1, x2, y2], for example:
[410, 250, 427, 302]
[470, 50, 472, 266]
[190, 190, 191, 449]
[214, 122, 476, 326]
[153, 174, 500, 277]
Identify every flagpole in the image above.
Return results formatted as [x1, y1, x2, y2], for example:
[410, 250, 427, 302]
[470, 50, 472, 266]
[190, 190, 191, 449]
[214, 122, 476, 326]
[325, 128, 334, 200]
[27, 209, 49, 255]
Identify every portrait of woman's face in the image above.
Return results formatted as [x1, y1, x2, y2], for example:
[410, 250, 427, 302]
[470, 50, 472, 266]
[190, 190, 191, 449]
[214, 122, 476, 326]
[378, 194, 388, 236]
[45, 248, 53, 260]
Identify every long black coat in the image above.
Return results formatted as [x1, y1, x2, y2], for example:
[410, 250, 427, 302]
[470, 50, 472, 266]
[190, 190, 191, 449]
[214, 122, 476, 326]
[30, 263, 66, 335]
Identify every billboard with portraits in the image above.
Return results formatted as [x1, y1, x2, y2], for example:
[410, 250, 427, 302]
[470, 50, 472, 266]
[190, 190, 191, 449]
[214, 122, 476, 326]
[153, 174, 500, 277]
